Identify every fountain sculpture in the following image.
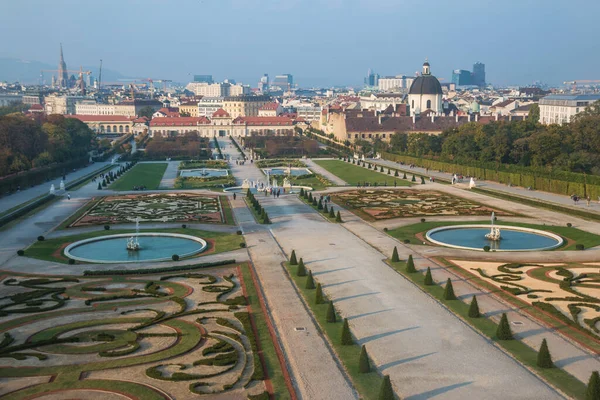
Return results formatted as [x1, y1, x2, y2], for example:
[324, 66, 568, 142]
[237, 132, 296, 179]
[485, 212, 501, 241]
[126, 217, 141, 251]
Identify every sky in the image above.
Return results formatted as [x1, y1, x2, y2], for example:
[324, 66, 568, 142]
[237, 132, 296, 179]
[1, 0, 599, 88]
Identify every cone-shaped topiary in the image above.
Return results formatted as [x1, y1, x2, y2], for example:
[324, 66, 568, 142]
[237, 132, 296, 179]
[378, 375, 394, 400]
[388, 169, 391, 175]
[326, 300, 336, 323]
[97, 182, 102, 190]
[329, 207, 335, 218]
[316, 283, 324, 304]
[263, 213, 271, 224]
[341, 318, 353, 345]
[359, 345, 371, 373]
[402, 172, 406, 179]
[412, 175, 417, 182]
[468, 295, 480, 318]
[587, 371, 600, 400]
[443, 278, 457, 300]
[421, 176, 425, 184]
[336, 211, 342, 222]
[300, 188, 304, 196]
[305, 270, 315, 289]
[380, 166, 384, 172]
[312, 197, 317, 206]
[308, 192, 313, 202]
[424, 267, 433, 285]
[394, 170, 399, 177]
[318, 198, 323, 210]
[537, 338, 554, 368]
[391, 246, 399, 262]
[406, 254, 416, 273]
[323, 203, 329, 213]
[290, 250, 298, 265]
[297, 258, 307, 277]
[102, 180, 107, 187]
[496, 313, 513, 340]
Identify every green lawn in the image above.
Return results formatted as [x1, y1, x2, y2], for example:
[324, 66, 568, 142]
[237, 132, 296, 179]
[387, 260, 587, 399]
[290, 174, 332, 190]
[109, 163, 168, 191]
[240, 264, 289, 399]
[25, 228, 243, 264]
[314, 160, 412, 186]
[284, 261, 383, 400]
[386, 220, 600, 251]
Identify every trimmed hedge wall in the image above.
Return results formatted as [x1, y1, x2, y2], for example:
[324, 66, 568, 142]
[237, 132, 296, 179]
[83, 259, 236, 276]
[382, 151, 600, 197]
[0, 194, 56, 228]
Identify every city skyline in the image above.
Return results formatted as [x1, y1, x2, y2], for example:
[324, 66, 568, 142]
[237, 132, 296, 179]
[1, 0, 599, 87]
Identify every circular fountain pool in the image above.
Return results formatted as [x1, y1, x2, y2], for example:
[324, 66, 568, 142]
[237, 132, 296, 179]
[425, 225, 563, 252]
[64, 233, 207, 263]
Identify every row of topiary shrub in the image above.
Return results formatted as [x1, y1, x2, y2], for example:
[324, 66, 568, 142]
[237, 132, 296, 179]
[246, 189, 270, 224]
[298, 188, 342, 222]
[343, 156, 426, 184]
[96, 162, 136, 190]
[83, 259, 236, 276]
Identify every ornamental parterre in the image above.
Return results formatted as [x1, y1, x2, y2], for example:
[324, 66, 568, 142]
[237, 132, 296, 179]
[70, 193, 224, 227]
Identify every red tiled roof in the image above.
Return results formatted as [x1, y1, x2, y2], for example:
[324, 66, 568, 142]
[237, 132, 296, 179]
[212, 108, 230, 117]
[29, 104, 44, 110]
[133, 116, 149, 123]
[150, 116, 210, 127]
[234, 116, 294, 126]
[66, 115, 133, 122]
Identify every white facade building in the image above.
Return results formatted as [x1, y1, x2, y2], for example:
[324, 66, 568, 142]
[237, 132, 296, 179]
[407, 61, 443, 116]
[378, 76, 415, 92]
[198, 97, 224, 117]
[539, 94, 600, 125]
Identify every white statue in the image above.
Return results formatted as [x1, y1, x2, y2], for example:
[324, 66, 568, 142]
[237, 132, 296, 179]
[283, 177, 291, 188]
[49, 184, 56, 195]
[241, 179, 250, 189]
[469, 177, 476, 189]
[59, 180, 65, 191]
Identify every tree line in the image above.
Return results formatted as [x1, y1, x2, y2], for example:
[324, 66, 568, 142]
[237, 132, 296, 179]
[0, 106, 95, 177]
[372, 101, 600, 175]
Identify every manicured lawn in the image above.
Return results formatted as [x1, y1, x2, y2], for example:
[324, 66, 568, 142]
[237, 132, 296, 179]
[387, 259, 587, 399]
[174, 176, 235, 189]
[291, 174, 332, 190]
[109, 163, 167, 191]
[314, 160, 412, 186]
[284, 262, 383, 400]
[386, 220, 600, 251]
[240, 264, 289, 399]
[25, 228, 243, 264]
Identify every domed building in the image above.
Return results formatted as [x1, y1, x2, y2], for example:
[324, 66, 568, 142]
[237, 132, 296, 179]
[408, 60, 443, 116]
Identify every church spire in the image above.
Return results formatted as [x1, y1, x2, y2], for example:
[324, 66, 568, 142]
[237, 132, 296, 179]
[58, 43, 68, 89]
[422, 58, 431, 76]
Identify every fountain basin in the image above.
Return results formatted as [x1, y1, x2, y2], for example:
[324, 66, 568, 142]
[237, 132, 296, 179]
[64, 233, 208, 263]
[179, 169, 229, 178]
[425, 225, 563, 252]
[262, 168, 312, 177]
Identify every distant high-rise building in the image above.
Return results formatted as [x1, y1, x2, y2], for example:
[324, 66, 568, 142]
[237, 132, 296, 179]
[452, 69, 472, 86]
[57, 44, 69, 89]
[472, 62, 486, 87]
[194, 75, 214, 83]
[272, 74, 293, 90]
[364, 69, 379, 87]
[258, 74, 269, 93]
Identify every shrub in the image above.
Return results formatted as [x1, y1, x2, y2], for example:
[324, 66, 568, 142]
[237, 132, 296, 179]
[317, 198, 323, 210]
[359, 345, 370, 373]
[262, 214, 271, 224]
[290, 250, 298, 265]
[468, 295, 480, 318]
[104, 225, 110, 230]
[537, 338, 554, 368]
[323, 203, 328, 214]
[406, 254, 416, 273]
[240, 242, 246, 248]
[403, 239, 410, 244]
[308, 192, 313, 202]
[380, 166, 384, 172]
[378, 375, 394, 400]
[576, 244, 585, 250]
[402, 172, 407, 179]
[300, 188, 304, 196]
[172, 254, 180, 261]
[411, 175, 416, 182]
[394, 170, 399, 177]
[483, 245, 490, 252]
[387, 169, 391, 175]
[496, 313, 513, 340]
[329, 207, 335, 218]
[37, 236, 45, 241]
[443, 278, 457, 300]
[68, 259, 75, 265]
[341, 318, 353, 345]
[297, 258, 307, 277]
[97, 182, 102, 190]
[391, 246, 399, 262]
[421, 176, 425, 184]
[567, 222, 572, 227]
[335, 211, 342, 222]
[315, 283, 324, 304]
[424, 267, 433, 285]
[312, 198, 317, 206]
[420, 218, 426, 223]
[181, 224, 187, 229]
[326, 300, 336, 323]
[383, 227, 388, 232]
[17, 250, 25, 256]
[587, 371, 600, 400]
[236, 230, 243, 235]
[305, 270, 315, 289]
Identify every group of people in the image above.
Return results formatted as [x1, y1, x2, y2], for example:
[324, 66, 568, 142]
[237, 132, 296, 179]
[356, 181, 398, 188]
[132, 185, 147, 191]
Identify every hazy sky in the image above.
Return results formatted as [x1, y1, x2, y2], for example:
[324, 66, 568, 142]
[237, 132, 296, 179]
[1, 0, 599, 87]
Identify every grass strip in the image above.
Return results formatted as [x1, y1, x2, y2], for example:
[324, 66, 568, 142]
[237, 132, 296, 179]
[387, 259, 587, 399]
[284, 262, 383, 400]
[109, 163, 168, 191]
[314, 159, 411, 186]
[219, 195, 235, 225]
